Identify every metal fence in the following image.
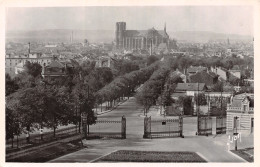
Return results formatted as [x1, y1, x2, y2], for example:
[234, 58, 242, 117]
[85, 116, 126, 139]
[216, 116, 226, 134]
[144, 116, 183, 139]
[198, 115, 212, 136]
[6, 125, 78, 150]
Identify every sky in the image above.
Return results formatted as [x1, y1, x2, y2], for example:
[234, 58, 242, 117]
[6, 6, 254, 36]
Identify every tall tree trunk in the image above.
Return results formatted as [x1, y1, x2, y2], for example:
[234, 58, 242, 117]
[53, 126, 56, 138]
[16, 135, 18, 148]
[75, 106, 78, 133]
[79, 111, 81, 133]
[101, 101, 102, 112]
[26, 125, 30, 143]
[53, 115, 56, 138]
[11, 137, 14, 148]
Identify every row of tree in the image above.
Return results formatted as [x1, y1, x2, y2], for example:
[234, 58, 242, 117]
[6, 56, 154, 141]
[135, 62, 172, 115]
[165, 55, 253, 75]
[95, 61, 160, 109]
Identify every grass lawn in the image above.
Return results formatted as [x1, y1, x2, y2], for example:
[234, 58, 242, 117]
[96, 150, 207, 162]
[231, 147, 254, 162]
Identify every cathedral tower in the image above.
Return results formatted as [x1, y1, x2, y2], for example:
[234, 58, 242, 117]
[115, 22, 126, 49]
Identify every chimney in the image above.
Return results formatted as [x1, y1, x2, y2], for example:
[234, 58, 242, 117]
[28, 42, 30, 54]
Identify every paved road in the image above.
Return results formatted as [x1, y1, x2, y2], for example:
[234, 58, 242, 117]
[50, 97, 252, 163]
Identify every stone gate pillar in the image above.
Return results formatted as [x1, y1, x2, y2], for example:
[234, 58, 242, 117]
[121, 116, 126, 139]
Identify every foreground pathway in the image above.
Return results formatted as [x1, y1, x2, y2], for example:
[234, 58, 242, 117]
[50, 97, 252, 163]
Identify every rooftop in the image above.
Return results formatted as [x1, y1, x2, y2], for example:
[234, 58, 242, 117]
[187, 66, 207, 73]
[175, 83, 206, 91]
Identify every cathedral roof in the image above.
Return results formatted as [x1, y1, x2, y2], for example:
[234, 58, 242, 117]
[124, 28, 169, 38]
[158, 30, 169, 38]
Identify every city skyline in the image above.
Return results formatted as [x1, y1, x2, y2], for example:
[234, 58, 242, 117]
[6, 6, 253, 36]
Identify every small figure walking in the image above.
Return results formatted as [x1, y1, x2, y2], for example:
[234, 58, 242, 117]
[40, 129, 43, 140]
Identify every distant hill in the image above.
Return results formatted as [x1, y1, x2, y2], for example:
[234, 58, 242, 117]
[6, 29, 115, 43]
[6, 29, 253, 43]
[167, 31, 253, 43]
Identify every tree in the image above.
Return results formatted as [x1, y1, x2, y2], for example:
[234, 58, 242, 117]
[24, 61, 42, 78]
[72, 82, 97, 133]
[210, 107, 226, 116]
[211, 82, 223, 92]
[6, 84, 77, 139]
[84, 67, 114, 92]
[161, 89, 173, 106]
[147, 55, 159, 66]
[178, 96, 193, 115]
[6, 74, 19, 96]
[194, 93, 207, 106]
[6, 107, 22, 141]
[6, 87, 47, 135]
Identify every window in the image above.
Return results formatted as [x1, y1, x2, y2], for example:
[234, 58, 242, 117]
[233, 116, 240, 130]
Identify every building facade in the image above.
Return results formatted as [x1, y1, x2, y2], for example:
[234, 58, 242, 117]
[175, 83, 207, 97]
[226, 93, 254, 134]
[5, 53, 53, 78]
[211, 66, 229, 81]
[115, 22, 175, 52]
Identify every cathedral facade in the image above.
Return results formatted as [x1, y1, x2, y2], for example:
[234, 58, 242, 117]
[115, 22, 175, 52]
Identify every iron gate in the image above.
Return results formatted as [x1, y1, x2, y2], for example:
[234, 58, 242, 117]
[198, 116, 212, 136]
[216, 116, 226, 134]
[144, 116, 183, 138]
[83, 116, 126, 139]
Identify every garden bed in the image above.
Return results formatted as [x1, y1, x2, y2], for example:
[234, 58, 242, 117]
[95, 150, 207, 162]
[6, 139, 85, 162]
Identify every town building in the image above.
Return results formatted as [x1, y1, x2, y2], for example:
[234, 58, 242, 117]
[95, 56, 117, 68]
[229, 69, 241, 79]
[189, 71, 218, 86]
[41, 59, 77, 79]
[226, 93, 254, 134]
[211, 66, 229, 81]
[115, 22, 176, 53]
[174, 83, 208, 97]
[5, 53, 53, 78]
[186, 66, 207, 75]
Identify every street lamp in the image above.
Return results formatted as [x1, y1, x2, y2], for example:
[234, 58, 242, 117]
[234, 116, 239, 151]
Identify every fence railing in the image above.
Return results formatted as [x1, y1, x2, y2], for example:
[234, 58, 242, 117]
[85, 116, 126, 139]
[144, 116, 183, 139]
[198, 115, 212, 136]
[6, 125, 78, 150]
